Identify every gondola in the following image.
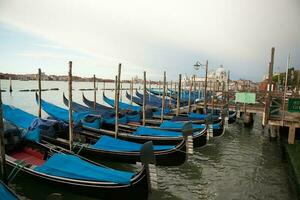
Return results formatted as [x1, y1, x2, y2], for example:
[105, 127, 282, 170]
[0, 180, 19, 200]
[124, 91, 222, 124]
[82, 93, 141, 123]
[102, 92, 141, 112]
[38, 95, 204, 147]
[135, 90, 176, 107]
[2, 112, 150, 200]
[101, 94, 224, 144]
[125, 91, 161, 108]
[33, 96, 187, 166]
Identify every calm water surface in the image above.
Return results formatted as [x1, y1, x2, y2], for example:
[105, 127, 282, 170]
[1, 80, 296, 200]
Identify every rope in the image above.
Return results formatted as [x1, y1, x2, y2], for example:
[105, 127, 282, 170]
[73, 142, 86, 155]
[8, 160, 27, 182]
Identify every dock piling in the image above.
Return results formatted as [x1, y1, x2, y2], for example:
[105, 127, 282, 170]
[142, 71, 146, 126]
[93, 74, 96, 110]
[204, 61, 208, 114]
[38, 68, 42, 118]
[115, 64, 121, 138]
[176, 74, 182, 116]
[0, 81, 7, 183]
[9, 77, 12, 93]
[68, 61, 73, 151]
[161, 71, 166, 122]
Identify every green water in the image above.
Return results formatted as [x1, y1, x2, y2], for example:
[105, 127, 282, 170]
[1, 80, 297, 200]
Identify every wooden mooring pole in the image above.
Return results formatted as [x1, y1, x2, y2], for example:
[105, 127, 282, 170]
[9, 77, 12, 93]
[130, 78, 133, 105]
[38, 68, 42, 118]
[263, 47, 275, 127]
[188, 76, 193, 113]
[176, 74, 182, 116]
[0, 81, 7, 183]
[161, 71, 166, 122]
[68, 61, 73, 151]
[142, 71, 146, 126]
[115, 64, 121, 138]
[93, 74, 96, 109]
[204, 61, 208, 114]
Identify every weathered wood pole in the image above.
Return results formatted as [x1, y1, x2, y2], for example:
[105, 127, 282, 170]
[263, 47, 275, 126]
[288, 124, 296, 144]
[103, 81, 106, 93]
[168, 80, 172, 107]
[204, 60, 208, 114]
[282, 54, 290, 124]
[93, 74, 96, 110]
[114, 77, 117, 109]
[38, 68, 42, 118]
[68, 61, 73, 151]
[115, 64, 121, 138]
[198, 81, 201, 99]
[188, 77, 193, 112]
[0, 81, 7, 183]
[120, 82, 123, 101]
[176, 74, 182, 116]
[148, 80, 151, 101]
[142, 71, 146, 126]
[9, 77, 12, 93]
[161, 71, 166, 122]
[130, 78, 133, 105]
[158, 81, 161, 97]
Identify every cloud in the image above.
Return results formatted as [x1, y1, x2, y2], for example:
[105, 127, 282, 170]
[0, 0, 299, 81]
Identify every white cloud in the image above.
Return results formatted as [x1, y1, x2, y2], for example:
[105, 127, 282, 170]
[0, 0, 299, 81]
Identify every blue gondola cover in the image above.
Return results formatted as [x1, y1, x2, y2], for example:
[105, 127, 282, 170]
[34, 153, 134, 184]
[133, 126, 182, 137]
[0, 183, 18, 200]
[91, 135, 175, 151]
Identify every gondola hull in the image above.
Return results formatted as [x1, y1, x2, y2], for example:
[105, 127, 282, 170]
[5, 141, 149, 200]
[42, 135, 187, 166]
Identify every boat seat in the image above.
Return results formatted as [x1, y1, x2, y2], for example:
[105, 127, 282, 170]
[10, 147, 45, 166]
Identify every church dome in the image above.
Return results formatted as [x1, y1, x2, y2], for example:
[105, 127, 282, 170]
[215, 65, 226, 75]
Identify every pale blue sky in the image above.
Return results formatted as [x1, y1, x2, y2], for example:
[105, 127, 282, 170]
[0, 0, 299, 81]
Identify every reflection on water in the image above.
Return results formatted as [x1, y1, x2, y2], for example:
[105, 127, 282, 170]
[1, 80, 296, 200]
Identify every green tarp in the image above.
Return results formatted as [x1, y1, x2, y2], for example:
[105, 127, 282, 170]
[235, 92, 256, 104]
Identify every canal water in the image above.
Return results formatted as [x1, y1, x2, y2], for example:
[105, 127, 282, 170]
[1, 80, 297, 200]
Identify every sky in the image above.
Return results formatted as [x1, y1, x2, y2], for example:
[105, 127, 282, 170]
[0, 0, 299, 81]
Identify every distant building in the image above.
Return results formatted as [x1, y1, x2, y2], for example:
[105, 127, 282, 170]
[183, 65, 229, 90]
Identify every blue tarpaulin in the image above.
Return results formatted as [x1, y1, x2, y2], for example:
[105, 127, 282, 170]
[3, 105, 41, 142]
[34, 153, 134, 184]
[3, 104, 36, 129]
[39, 99, 101, 129]
[103, 93, 141, 112]
[92, 135, 175, 151]
[159, 121, 203, 130]
[187, 113, 207, 120]
[133, 126, 182, 137]
[0, 182, 18, 200]
[160, 120, 220, 130]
